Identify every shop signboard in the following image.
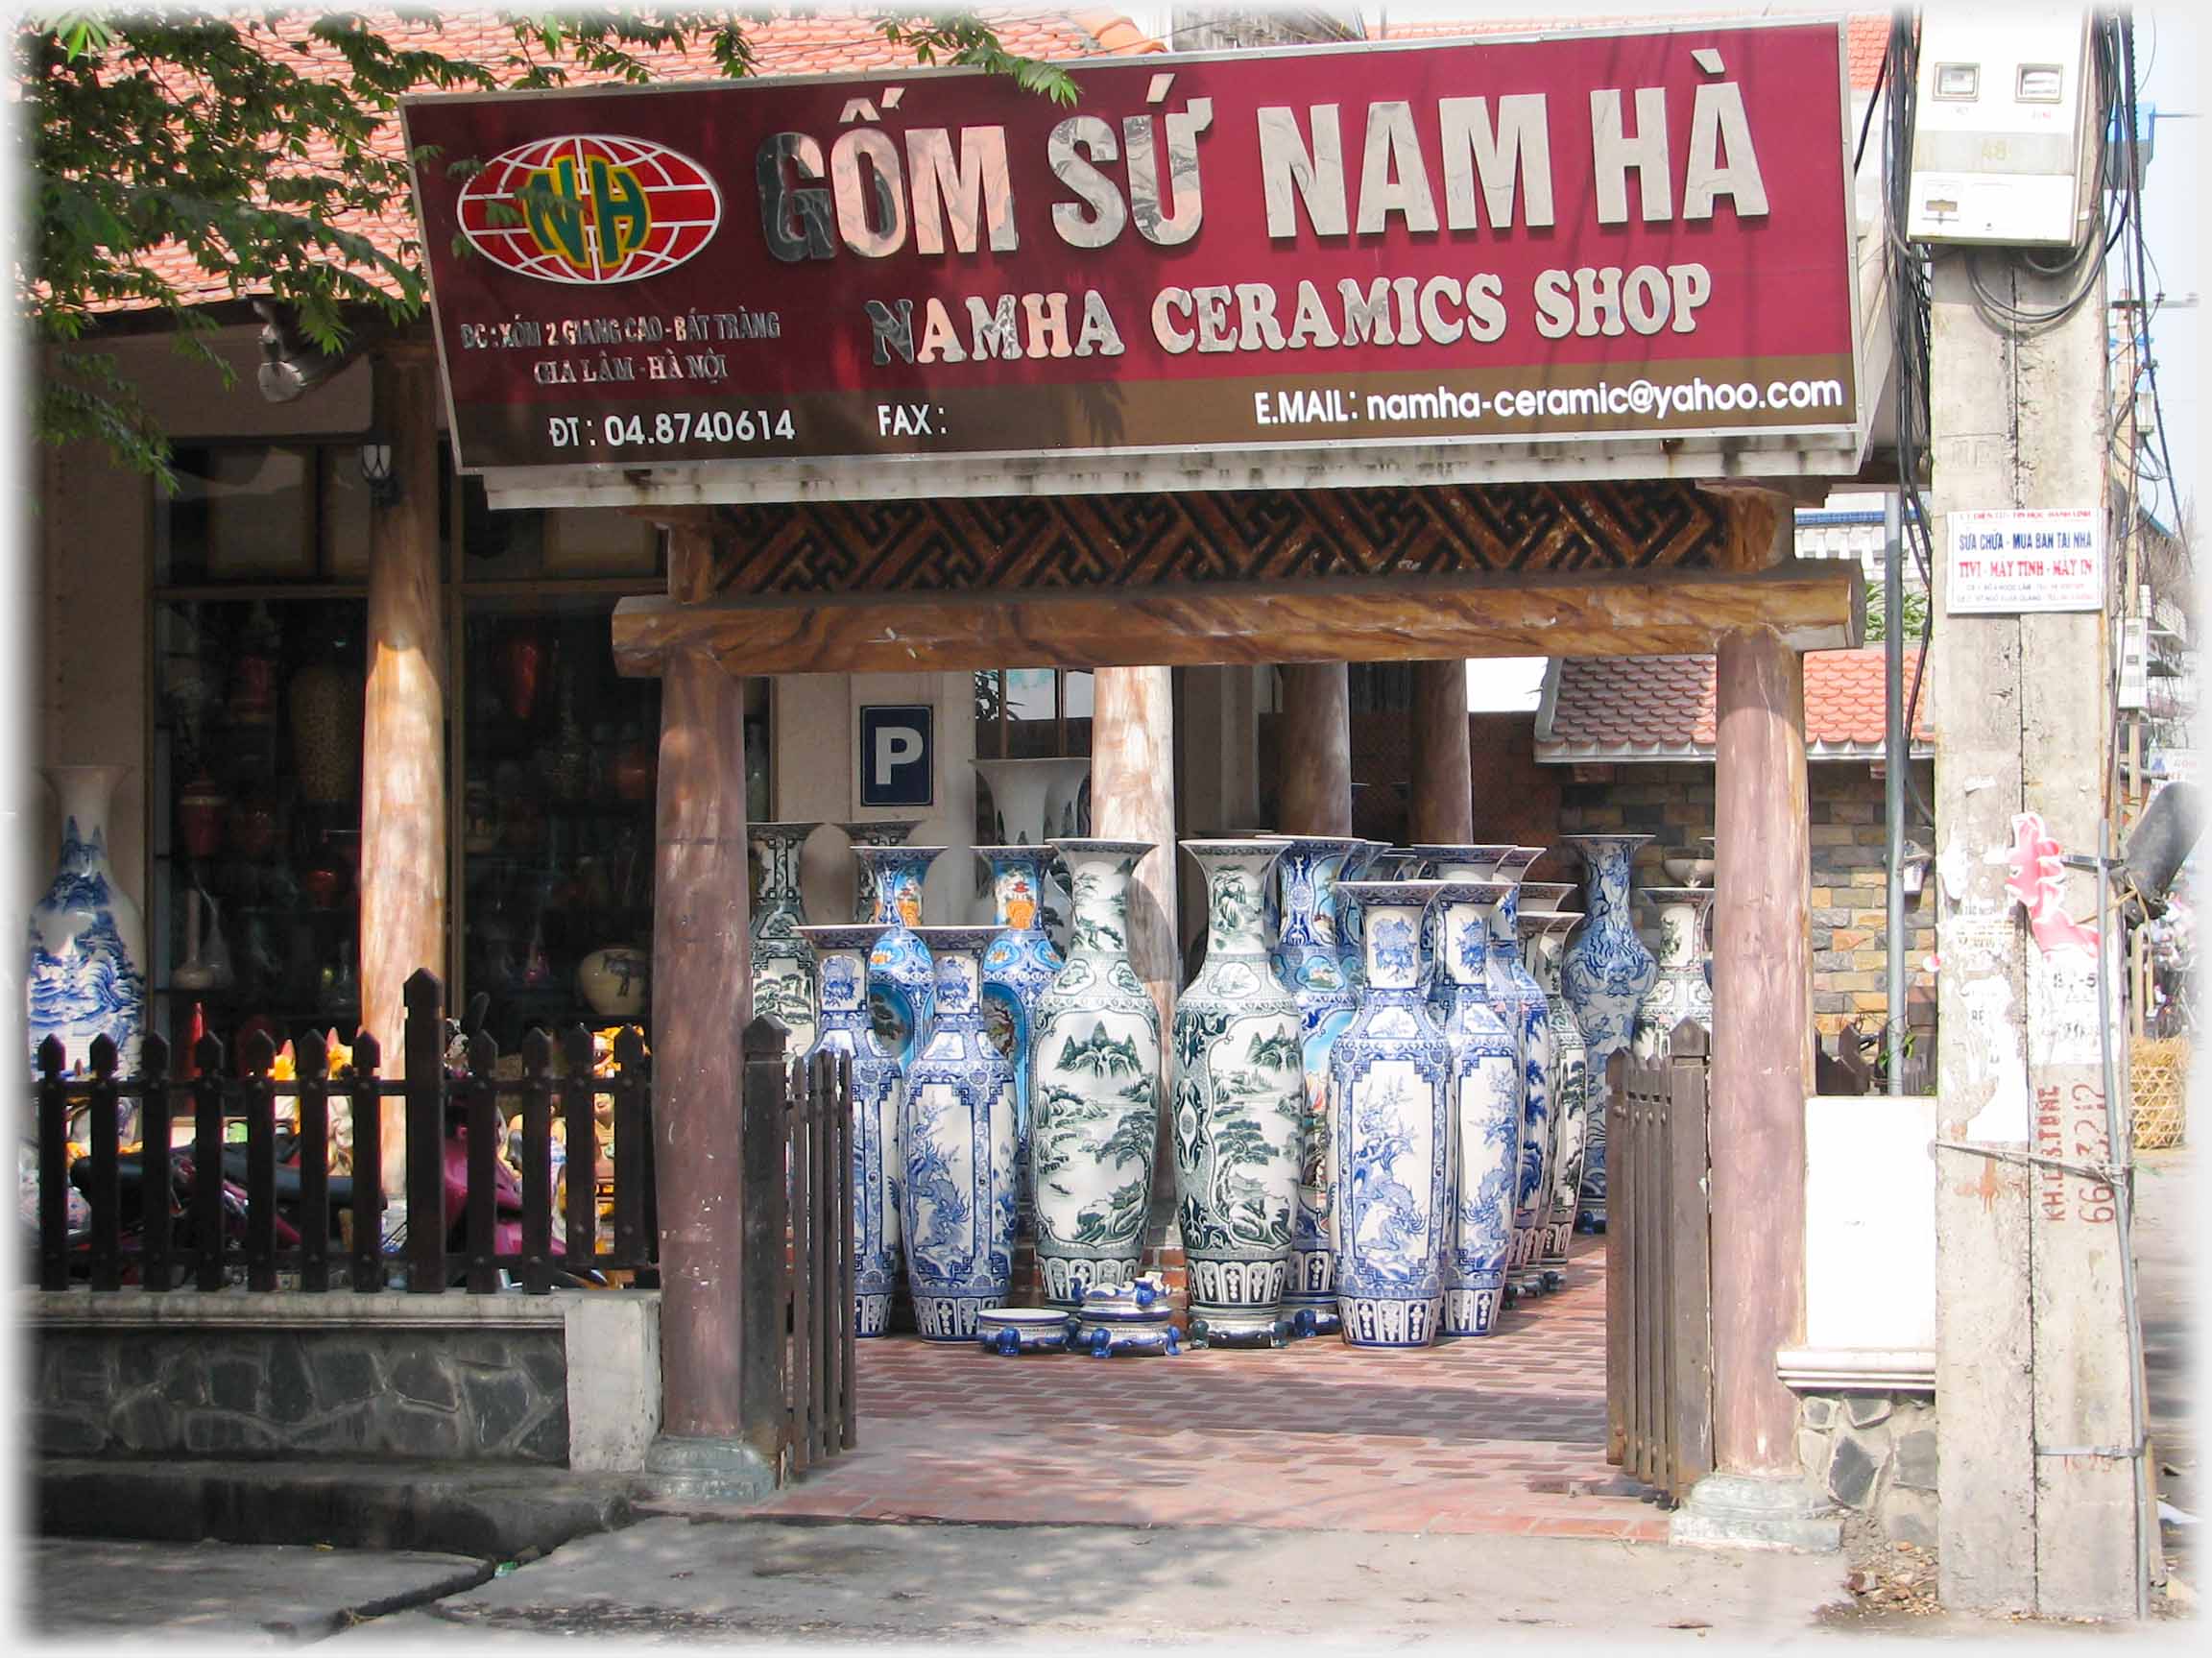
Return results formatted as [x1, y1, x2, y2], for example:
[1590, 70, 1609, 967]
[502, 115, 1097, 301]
[1943, 507, 2105, 614]
[403, 20, 1861, 496]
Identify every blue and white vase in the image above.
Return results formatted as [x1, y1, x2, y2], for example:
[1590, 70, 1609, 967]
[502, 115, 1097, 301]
[1264, 834, 1363, 1336]
[978, 845, 1063, 1226]
[902, 925, 1019, 1339]
[853, 843, 944, 1069]
[749, 822, 820, 1054]
[29, 766, 146, 1075]
[1527, 909, 1592, 1272]
[1491, 861, 1554, 1287]
[1560, 834, 1656, 1234]
[839, 819, 924, 927]
[1334, 841, 1387, 994]
[1433, 879, 1521, 1337]
[1329, 879, 1454, 1349]
[798, 924, 905, 1337]
[1029, 839, 1164, 1306]
[974, 757, 1089, 952]
[1411, 845, 1516, 1021]
[1173, 840, 1306, 1345]
[1632, 888, 1717, 1060]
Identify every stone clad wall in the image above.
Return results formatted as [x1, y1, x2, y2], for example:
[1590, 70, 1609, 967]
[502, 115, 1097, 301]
[34, 1326, 569, 1463]
[1793, 1390, 1938, 1546]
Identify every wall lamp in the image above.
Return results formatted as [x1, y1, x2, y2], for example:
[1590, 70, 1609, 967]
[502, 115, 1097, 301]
[357, 438, 399, 508]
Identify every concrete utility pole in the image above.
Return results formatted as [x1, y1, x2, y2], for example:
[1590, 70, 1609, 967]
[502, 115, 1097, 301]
[1928, 240, 2146, 1616]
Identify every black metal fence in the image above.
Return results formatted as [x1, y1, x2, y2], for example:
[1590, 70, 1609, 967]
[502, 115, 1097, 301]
[31, 969, 657, 1295]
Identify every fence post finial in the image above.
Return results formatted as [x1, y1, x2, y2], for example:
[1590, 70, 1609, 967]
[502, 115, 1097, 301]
[743, 1014, 788, 1060]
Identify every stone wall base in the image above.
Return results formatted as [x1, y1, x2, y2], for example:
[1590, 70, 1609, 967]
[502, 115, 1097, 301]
[1793, 1388, 1938, 1548]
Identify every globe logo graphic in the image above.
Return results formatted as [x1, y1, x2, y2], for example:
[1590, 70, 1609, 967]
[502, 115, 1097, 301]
[457, 133, 721, 285]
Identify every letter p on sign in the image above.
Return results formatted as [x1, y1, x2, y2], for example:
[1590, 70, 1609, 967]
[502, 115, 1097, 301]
[858, 704, 933, 807]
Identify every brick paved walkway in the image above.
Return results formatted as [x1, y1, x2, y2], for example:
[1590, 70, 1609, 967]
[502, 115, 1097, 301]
[760, 1236, 1668, 1540]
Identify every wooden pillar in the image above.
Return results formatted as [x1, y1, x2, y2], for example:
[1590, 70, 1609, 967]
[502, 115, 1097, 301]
[1409, 660, 1473, 843]
[1278, 662, 1352, 835]
[650, 585, 753, 1448]
[359, 344, 445, 1201]
[1707, 620, 1812, 1478]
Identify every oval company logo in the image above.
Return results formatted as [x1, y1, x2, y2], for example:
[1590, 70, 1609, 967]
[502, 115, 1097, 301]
[457, 133, 721, 285]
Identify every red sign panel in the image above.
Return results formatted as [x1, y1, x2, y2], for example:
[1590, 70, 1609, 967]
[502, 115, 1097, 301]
[403, 21, 1859, 474]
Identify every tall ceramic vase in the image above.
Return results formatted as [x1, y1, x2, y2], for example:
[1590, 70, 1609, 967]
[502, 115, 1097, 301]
[1265, 834, 1362, 1336]
[1494, 868, 1555, 1290]
[1029, 839, 1164, 1306]
[750, 822, 820, 1055]
[839, 818, 923, 927]
[977, 845, 1063, 1223]
[1329, 879, 1454, 1349]
[1632, 888, 1717, 1059]
[28, 766, 147, 1075]
[1334, 841, 1386, 993]
[799, 925, 905, 1336]
[1433, 880, 1521, 1337]
[853, 844, 945, 1069]
[1411, 844, 1516, 1020]
[1560, 834, 1656, 1234]
[1528, 910, 1592, 1274]
[902, 925, 1019, 1338]
[974, 757, 1090, 950]
[1173, 841, 1307, 1346]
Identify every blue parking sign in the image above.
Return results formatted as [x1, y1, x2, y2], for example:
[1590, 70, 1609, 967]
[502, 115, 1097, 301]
[859, 705, 933, 807]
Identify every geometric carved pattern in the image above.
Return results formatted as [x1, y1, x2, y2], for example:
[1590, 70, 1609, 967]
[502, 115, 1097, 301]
[708, 481, 1724, 598]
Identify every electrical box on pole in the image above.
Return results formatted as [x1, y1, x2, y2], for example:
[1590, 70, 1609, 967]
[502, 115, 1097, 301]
[1907, 12, 2099, 247]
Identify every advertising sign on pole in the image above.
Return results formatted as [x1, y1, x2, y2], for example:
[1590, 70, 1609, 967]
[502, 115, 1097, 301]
[401, 20, 1861, 496]
[1943, 508, 2105, 614]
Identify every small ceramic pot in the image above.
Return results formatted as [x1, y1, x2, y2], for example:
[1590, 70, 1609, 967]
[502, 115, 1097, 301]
[976, 1308, 1076, 1356]
[578, 946, 650, 1021]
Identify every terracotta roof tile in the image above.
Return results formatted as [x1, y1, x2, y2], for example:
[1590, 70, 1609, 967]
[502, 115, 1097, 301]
[1541, 647, 1931, 759]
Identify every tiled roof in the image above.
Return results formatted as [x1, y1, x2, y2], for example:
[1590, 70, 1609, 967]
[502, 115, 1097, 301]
[91, 8, 1161, 313]
[1537, 647, 1934, 762]
[1375, 12, 1890, 88]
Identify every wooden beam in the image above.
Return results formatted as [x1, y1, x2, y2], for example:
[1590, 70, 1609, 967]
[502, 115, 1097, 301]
[1410, 660, 1474, 843]
[1279, 664, 1352, 836]
[359, 347, 445, 1203]
[611, 565, 1863, 678]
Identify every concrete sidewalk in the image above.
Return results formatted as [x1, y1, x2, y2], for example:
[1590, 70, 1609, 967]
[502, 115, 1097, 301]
[23, 1536, 489, 1645]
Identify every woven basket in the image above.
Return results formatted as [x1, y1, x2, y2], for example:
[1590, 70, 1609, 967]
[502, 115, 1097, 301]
[2131, 1038, 2191, 1150]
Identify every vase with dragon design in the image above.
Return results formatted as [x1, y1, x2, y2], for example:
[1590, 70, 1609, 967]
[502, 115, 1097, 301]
[749, 822, 821, 1055]
[852, 843, 943, 1068]
[902, 925, 1018, 1339]
[1632, 888, 1717, 1060]
[1262, 834, 1363, 1337]
[1559, 835, 1655, 1234]
[798, 924, 906, 1336]
[1173, 840, 1306, 1346]
[1328, 879, 1453, 1349]
[1488, 854, 1554, 1293]
[978, 845, 1063, 1228]
[28, 766, 147, 1076]
[1430, 879, 1522, 1337]
[1028, 839, 1164, 1307]
[1527, 909, 1592, 1279]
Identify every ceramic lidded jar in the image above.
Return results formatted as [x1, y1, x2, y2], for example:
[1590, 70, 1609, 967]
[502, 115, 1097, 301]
[1328, 879, 1454, 1349]
[1173, 840, 1307, 1347]
[1431, 879, 1522, 1337]
[1028, 839, 1164, 1307]
[851, 843, 944, 1069]
[800, 924, 906, 1337]
[1528, 910, 1593, 1274]
[1632, 888, 1717, 1060]
[1262, 834, 1364, 1337]
[1559, 835, 1657, 1235]
[977, 845, 1064, 1229]
[749, 822, 821, 1055]
[902, 925, 1019, 1339]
